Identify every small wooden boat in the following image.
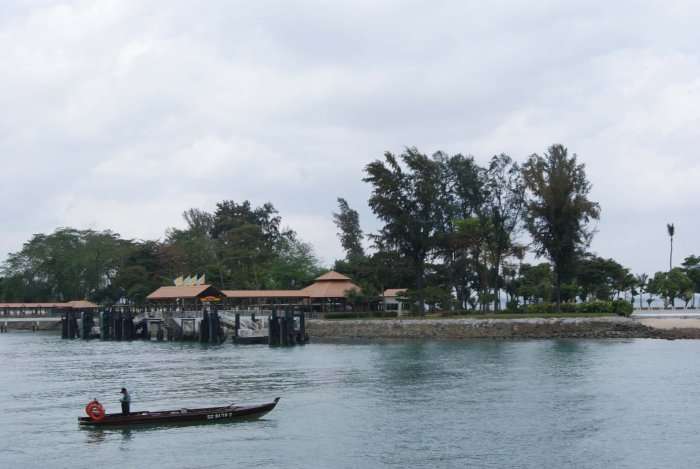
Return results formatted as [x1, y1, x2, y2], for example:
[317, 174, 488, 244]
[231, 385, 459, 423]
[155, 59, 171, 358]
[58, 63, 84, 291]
[78, 398, 280, 427]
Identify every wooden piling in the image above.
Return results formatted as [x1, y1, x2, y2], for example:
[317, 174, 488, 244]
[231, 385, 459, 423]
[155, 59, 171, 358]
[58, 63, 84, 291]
[61, 314, 68, 339]
[123, 311, 134, 340]
[280, 311, 289, 346]
[208, 309, 217, 344]
[298, 311, 306, 344]
[114, 311, 123, 340]
[200, 311, 209, 343]
[269, 310, 279, 346]
[69, 313, 79, 339]
[81, 311, 94, 340]
[100, 310, 110, 340]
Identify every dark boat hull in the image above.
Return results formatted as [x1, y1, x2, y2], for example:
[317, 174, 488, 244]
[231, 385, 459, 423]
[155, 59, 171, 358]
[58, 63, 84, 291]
[78, 398, 279, 427]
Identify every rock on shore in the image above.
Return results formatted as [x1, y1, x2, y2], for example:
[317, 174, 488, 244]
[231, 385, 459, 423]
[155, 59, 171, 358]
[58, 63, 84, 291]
[307, 317, 691, 340]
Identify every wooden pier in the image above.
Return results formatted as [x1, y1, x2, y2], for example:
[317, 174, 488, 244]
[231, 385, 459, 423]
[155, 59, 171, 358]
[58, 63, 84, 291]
[56, 307, 307, 346]
[1, 291, 308, 346]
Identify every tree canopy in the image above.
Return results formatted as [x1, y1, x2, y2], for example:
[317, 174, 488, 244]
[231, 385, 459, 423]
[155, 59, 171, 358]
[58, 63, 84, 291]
[522, 144, 600, 309]
[2, 143, 696, 313]
[0, 201, 322, 304]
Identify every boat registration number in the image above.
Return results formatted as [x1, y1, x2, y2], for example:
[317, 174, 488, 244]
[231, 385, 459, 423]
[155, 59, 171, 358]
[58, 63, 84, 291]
[207, 412, 233, 420]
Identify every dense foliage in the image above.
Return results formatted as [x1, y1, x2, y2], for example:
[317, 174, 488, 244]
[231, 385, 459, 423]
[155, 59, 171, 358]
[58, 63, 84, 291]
[335, 144, 697, 313]
[0, 201, 322, 304]
[1, 142, 698, 313]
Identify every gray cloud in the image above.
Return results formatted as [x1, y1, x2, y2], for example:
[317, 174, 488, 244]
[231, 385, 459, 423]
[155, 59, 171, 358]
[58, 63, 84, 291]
[1, 0, 698, 274]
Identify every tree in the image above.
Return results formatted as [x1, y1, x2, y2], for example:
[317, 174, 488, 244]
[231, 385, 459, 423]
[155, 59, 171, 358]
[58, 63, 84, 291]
[667, 223, 675, 271]
[576, 255, 628, 301]
[266, 235, 323, 289]
[515, 262, 554, 305]
[635, 273, 648, 309]
[344, 283, 380, 312]
[1, 228, 133, 302]
[682, 255, 700, 308]
[442, 154, 486, 310]
[364, 148, 448, 314]
[166, 200, 322, 291]
[452, 216, 491, 311]
[522, 144, 600, 311]
[481, 154, 525, 311]
[647, 268, 693, 309]
[333, 198, 365, 259]
[112, 240, 170, 305]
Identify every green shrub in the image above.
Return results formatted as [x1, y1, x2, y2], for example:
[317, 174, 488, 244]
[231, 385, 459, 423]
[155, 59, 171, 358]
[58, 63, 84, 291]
[505, 300, 522, 313]
[524, 303, 554, 315]
[372, 311, 399, 318]
[577, 300, 611, 314]
[611, 299, 633, 317]
[560, 303, 577, 313]
[522, 301, 622, 315]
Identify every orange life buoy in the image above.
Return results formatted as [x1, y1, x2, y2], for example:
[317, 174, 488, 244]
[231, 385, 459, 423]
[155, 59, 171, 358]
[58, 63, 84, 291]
[85, 400, 105, 422]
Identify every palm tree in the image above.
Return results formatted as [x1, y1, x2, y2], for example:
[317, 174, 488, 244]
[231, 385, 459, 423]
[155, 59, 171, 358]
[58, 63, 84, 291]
[636, 273, 648, 309]
[667, 223, 675, 271]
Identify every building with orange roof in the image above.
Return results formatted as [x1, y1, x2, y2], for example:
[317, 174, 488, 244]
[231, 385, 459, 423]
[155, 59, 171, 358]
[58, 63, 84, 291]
[223, 271, 361, 312]
[0, 300, 98, 317]
[145, 271, 404, 313]
[381, 288, 410, 315]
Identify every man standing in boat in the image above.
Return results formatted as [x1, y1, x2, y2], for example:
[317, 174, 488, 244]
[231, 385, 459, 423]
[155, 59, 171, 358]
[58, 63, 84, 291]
[120, 388, 131, 415]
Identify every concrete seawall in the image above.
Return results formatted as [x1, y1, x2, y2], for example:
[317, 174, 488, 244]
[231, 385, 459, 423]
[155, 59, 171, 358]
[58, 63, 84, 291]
[307, 317, 684, 340]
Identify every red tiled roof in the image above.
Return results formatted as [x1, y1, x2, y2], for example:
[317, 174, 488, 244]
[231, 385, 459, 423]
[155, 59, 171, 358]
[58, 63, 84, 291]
[146, 285, 222, 300]
[65, 300, 98, 309]
[0, 300, 97, 309]
[314, 271, 352, 281]
[301, 280, 360, 298]
[223, 290, 309, 299]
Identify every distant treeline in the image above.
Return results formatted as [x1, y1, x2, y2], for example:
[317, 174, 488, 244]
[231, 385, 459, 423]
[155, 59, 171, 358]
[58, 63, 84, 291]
[1, 144, 698, 311]
[0, 201, 323, 304]
[335, 144, 699, 312]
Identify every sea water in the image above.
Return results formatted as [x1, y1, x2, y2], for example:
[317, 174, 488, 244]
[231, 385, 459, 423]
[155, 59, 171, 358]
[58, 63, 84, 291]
[2, 333, 700, 468]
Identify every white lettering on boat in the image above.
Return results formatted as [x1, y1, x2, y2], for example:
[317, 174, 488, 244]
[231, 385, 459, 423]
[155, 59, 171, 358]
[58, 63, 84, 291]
[206, 412, 233, 420]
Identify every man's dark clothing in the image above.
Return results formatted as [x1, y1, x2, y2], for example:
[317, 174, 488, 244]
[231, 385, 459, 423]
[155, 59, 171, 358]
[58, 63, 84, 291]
[120, 390, 131, 415]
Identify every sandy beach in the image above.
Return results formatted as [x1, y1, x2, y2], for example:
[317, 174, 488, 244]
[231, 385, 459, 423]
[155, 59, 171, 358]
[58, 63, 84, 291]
[640, 318, 700, 330]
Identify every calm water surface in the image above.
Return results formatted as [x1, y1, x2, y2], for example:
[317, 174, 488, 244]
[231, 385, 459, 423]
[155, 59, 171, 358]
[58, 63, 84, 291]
[2, 333, 700, 468]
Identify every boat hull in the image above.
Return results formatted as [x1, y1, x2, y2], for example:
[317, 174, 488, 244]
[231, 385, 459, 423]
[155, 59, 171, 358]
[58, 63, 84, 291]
[78, 398, 279, 427]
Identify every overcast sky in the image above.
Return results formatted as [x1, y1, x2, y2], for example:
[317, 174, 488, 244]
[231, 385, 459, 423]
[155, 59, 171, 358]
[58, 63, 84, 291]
[1, 0, 698, 274]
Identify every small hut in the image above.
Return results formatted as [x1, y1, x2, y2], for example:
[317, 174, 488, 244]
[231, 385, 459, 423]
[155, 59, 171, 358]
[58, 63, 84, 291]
[300, 272, 361, 312]
[222, 271, 362, 312]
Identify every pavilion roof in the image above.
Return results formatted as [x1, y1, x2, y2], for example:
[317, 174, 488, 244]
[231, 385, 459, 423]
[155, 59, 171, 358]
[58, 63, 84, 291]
[301, 277, 360, 298]
[314, 271, 352, 282]
[146, 285, 223, 300]
[223, 290, 309, 299]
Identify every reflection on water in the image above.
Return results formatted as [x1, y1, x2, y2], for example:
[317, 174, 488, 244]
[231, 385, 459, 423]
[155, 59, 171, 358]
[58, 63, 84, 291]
[84, 428, 132, 445]
[4, 333, 700, 468]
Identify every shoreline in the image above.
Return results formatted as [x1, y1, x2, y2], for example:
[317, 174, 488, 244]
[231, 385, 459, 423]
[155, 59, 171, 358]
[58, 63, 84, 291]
[307, 317, 700, 340]
[5, 316, 700, 340]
